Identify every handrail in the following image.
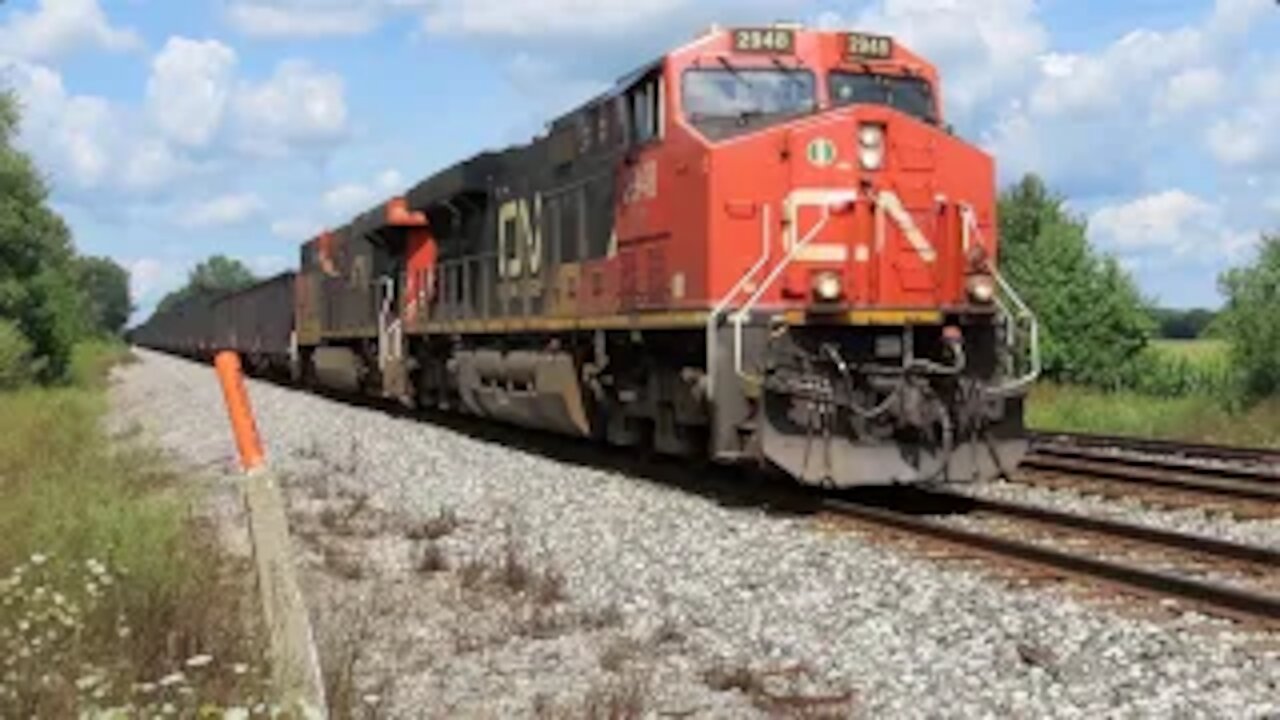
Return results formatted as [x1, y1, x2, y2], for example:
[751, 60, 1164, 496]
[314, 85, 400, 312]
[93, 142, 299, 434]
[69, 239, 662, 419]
[732, 205, 835, 381]
[706, 204, 772, 396]
[960, 205, 1041, 394]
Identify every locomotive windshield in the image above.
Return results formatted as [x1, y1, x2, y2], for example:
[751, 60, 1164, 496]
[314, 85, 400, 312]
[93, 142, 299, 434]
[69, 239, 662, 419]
[829, 72, 937, 125]
[682, 66, 817, 140]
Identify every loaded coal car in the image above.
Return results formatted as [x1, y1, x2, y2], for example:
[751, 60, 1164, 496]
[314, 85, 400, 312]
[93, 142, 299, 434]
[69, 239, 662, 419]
[131, 294, 220, 359]
[210, 273, 296, 377]
[142, 24, 1040, 487]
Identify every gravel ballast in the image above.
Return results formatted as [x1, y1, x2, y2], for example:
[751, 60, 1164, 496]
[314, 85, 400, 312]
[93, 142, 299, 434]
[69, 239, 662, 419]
[111, 350, 1280, 718]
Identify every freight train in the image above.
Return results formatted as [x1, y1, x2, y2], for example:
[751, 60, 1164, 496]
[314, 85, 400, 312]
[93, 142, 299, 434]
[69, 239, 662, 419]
[132, 25, 1040, 487]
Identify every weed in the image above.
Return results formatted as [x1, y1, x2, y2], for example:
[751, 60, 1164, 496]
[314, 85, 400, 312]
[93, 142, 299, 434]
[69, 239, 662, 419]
[318, 598, 381, 720]
[321, 543, 366, 581]
[0, 345, 267, 714]
[1029, 384, 1280, 448]
[416, 543, 450, 575]
[703, 660, 857, 718]
[405, 508, 460, 541]
[598, 636, 648, 673]
[534, 672, 652, 720]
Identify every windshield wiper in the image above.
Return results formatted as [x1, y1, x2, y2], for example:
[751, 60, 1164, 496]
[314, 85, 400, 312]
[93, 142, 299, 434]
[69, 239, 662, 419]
[769, 57, 815, 112]
[717, 56, 758, 93]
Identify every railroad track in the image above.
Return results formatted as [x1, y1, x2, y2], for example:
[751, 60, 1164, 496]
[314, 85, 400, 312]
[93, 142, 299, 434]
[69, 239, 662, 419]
[1021, 432, 1280, 513]
[1028, 431, 1280, 466]
[823, 488, 1280, 628]
[173, 353, 1280, 629]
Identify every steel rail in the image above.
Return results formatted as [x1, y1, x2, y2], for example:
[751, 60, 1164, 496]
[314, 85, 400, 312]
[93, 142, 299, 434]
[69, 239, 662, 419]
[1028, 431, 1280, 466]
[1030, 444, 1280, 482]
[1019, 453, 1280, 503]
[924, 490, 1280, 568]
[824, 496, 1280, 626]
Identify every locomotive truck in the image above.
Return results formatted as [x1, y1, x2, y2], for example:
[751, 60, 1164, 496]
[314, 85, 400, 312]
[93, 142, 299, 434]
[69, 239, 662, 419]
[133, 24, 1040, 487]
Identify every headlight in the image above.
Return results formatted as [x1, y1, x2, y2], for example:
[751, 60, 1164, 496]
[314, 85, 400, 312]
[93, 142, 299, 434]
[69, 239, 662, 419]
[813, 271, 843, 302]
[859, 145, 884, 171]
[858, 123, 885, 170]
[967, 274, 996, 304]
[859, 124, 884, 148]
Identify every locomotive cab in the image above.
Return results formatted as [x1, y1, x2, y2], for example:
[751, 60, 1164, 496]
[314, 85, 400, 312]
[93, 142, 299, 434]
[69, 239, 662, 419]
[653, 26, 1041, 485]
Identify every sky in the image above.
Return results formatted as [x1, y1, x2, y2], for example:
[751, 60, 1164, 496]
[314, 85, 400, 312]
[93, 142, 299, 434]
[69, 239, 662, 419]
[1, 0, 1277, 316]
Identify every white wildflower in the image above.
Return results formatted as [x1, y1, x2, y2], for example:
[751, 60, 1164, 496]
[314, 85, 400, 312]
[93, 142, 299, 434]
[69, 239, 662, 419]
[158, 672, 186, 687]
[76, 674, 102, 690]
[117, 626, 132, 639]
[185, 654, 213, 669]
[231, 663, 249, 676]
[134, 682, 157, 694]
[30, 554, 47, 567]
[161, 702, 177, 715]
[362, 693, 381, 706]
[224, 708, 250, 720]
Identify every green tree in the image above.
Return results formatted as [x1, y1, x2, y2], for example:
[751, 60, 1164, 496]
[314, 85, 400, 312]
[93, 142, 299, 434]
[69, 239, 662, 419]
[155, 255, 257, 314]
[998, 175, 1153, 387]
[1216, 235, 1280, 399]
[76, 255, 133, 336]
[0, 318, 32, 389]
[0, 92, 85, 382]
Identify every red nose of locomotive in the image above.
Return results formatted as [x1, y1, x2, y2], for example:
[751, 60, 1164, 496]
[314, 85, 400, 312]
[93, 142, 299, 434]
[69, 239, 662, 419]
[681, 26, 1036, 486]
[771, 106, 1001, 317]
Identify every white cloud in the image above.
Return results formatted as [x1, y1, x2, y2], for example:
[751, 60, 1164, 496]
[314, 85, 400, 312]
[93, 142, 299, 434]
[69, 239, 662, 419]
[322, 168, 403, 217]
[226, 0, 385, 37]
[1206, 67, 1280, 168]
[271, 218, 325, 241]
[223, 0, 699, 38]
[147, 38, 238, 149]
[1090, 191, 1216, 252]
[232, 60, 350, 157]
[0, 0, 141, 63]
[179, 193, 266, 228]
[844, 0, 1048, 124]
[127, 258, 169, 303]
[1089, 190, 1260, 263]
[1157, 67, 1224, 116]
[419, 0, 687, 36]
[1, 58, 192, 193]
[982, 0, 1272, 194]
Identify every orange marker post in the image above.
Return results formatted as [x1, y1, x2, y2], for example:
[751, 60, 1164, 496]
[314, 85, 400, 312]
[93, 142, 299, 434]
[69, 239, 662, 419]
[215, 351, 266, 473]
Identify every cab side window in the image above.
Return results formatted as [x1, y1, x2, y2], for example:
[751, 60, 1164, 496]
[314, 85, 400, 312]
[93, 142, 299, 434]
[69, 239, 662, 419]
[626, 72, 664, 145]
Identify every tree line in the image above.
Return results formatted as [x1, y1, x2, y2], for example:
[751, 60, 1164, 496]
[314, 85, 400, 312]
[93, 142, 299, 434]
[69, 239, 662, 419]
[0, 94, 130, 388]
[999, 175, 1280, 401]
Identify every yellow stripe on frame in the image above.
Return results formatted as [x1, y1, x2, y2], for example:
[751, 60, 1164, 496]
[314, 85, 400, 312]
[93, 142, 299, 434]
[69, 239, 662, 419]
[784, 309, 944, 326]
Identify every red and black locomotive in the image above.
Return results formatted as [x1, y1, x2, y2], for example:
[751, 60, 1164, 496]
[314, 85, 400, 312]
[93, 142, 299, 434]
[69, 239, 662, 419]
[133, 25, 1040, 487]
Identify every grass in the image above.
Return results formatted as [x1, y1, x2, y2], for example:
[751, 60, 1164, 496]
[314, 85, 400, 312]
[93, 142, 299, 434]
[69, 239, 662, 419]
[1028, 384, 1280, 448]
[0, 342, 267, 716]
[1030, 337, 1280, 448]
[1150, 338, 1229, 363]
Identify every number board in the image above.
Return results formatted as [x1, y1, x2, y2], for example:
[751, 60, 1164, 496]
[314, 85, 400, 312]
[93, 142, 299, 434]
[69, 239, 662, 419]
[732, 28, 796, 54]
[846, 32, 893, 60]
